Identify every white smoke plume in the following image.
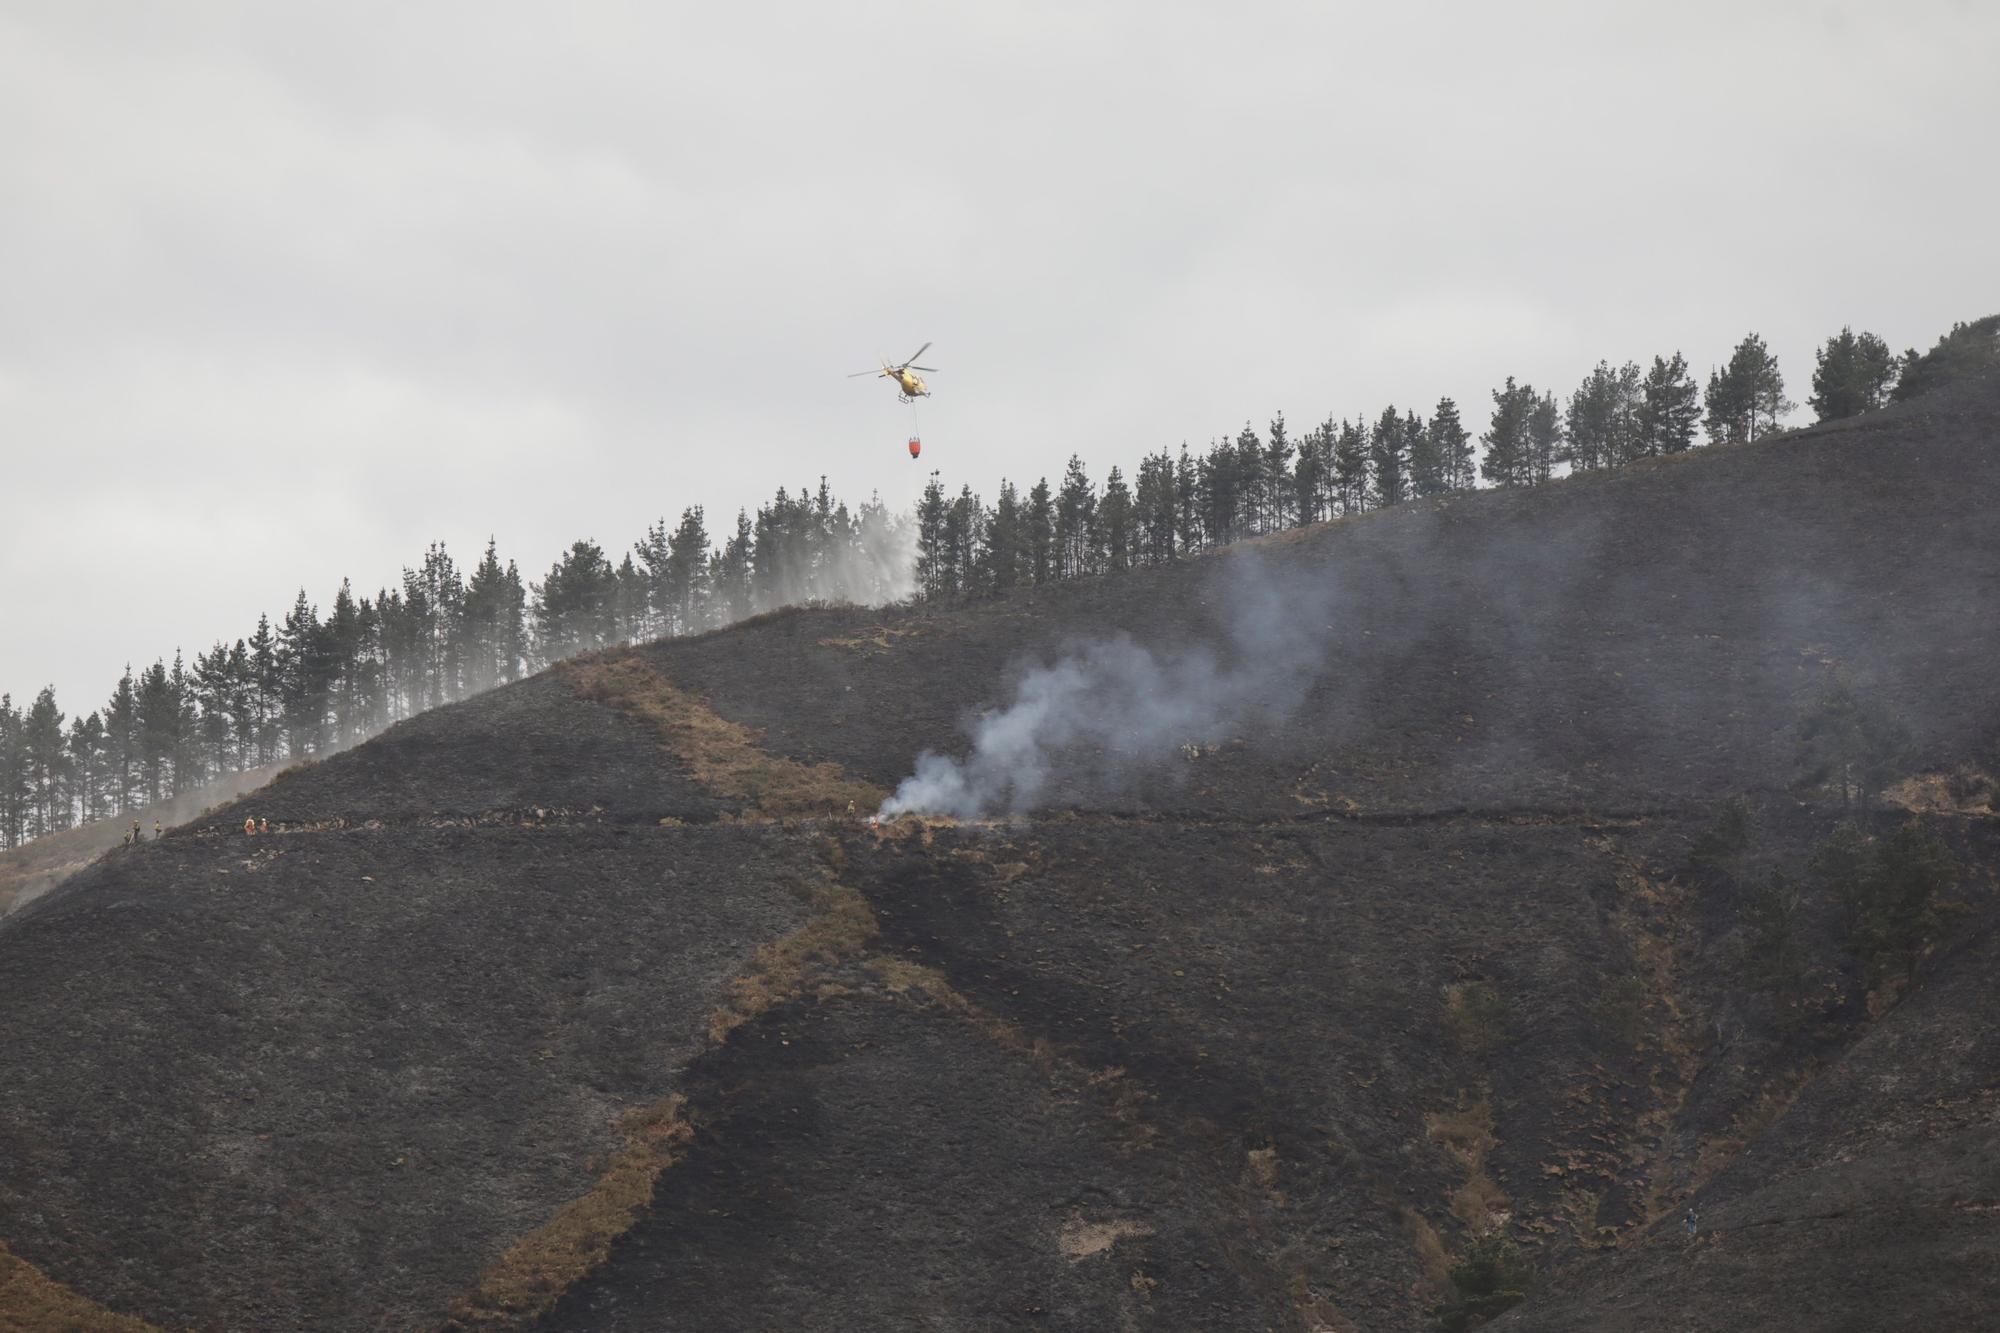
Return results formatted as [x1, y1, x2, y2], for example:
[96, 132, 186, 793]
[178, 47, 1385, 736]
[879, 553, 1335, 818]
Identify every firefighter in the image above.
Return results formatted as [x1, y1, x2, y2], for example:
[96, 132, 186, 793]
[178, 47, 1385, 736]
[244, 816, 256, 836]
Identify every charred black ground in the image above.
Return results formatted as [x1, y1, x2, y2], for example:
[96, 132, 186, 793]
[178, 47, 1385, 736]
[1, 377, 1996, 1331]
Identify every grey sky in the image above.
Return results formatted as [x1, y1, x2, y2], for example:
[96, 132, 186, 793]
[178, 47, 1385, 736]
[4, 0, 1996, 716]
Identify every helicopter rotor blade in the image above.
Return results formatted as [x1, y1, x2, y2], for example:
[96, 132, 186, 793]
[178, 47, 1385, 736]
[904, 341, 932, 367]
[907, 365, 938, 372]
[847, 369, 888, 378]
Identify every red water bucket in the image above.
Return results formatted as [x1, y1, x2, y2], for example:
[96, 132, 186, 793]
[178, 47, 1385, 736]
[908, 437, 922, 459]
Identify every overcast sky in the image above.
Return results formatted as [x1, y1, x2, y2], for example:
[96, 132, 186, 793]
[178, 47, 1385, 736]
[3, 0, 1996, 714]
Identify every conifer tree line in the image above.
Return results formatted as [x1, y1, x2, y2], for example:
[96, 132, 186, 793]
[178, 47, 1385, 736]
[0, 486, 907, 848]
[910, 323, 1919, 599]
[0, 316, 1958, 850]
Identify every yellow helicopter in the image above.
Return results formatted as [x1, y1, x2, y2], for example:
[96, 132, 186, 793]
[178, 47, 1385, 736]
[848, 342, 938, 403]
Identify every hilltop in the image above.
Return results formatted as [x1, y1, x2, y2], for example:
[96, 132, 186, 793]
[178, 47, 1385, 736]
[1, 374, 1996, 1331]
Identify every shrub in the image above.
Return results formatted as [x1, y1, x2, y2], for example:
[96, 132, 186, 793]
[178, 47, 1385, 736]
[1890, 314, 2000, 404]
[1432, 1232, 1533, 1332]
[1946, 763, 1993, 808]
[1690, 798, 1753, 871]
[1794, 676, 1909, 814]
[1810, 821, 1961, 987]
[1738, 872, 1807, 1002]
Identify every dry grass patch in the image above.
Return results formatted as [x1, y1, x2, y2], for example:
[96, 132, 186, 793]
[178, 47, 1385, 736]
[445, 843, 878, 1326]
[1246, 1145, 1280, 1193]
[817, 625, 922, 652]
[0, 1241, 161, 1332]
[1883, 769, 1997, 816]
[564, 655, 885, 818]
[707, 877, 879, 1043]
[865, 955, 1162, 1154]
[440, 1096, 693, 1331]
[1057, 1214, 1154, 1262]
[1426, 1090, 1508, 1233]
[1391, 1201, 1453, 1295]
[865, 956, 1066, 1083]
[1589, 836, 1708, 1228]
[1690, 1069, 1814, 1192]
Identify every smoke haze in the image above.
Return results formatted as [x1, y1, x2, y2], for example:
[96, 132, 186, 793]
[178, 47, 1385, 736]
[879, 553, 1334, 818]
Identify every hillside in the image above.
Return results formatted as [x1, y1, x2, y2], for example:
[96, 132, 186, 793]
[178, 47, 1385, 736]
[1, 377, 1997, 1331]
[0, 763, 289, 919]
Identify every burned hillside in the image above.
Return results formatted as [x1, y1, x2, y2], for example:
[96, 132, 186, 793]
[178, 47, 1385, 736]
[1, 376, 1997, 1331]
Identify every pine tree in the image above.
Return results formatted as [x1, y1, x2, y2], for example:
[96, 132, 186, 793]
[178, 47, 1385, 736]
[1261, 415, 1294, 532]
[943, 484, 980, 596]
[1481, 378, 1532, 487]
[68, 711, 107, 825]
[1369, 407, 1408, 506]
[1173, 445, 1202, 553]
[1099, 465, 1134, 573]
[324, 581, 364, 746]
[1637, 352, 1701, 455]
[0, 696, 22, 848]
[1055, 456, 1096, 580]
[1406, 409, 1448, 497]
[1707, 333, 1793, 444]
[220, 640, 254, 769]
[1289, 422, 1326, 525]
[633, 518, 673, 639]
[710, 510, 755, 624]
[1025, 478, 1056, 586]
[136, 658, 177, 801]
[1740, 335, 1796, 440]
[1230, 423, 1264, 536]
[666, 507, 710, 635]
[750, 487, 803, 610]
[403, 544, 465, 709]
[463, 538, 515, 691]
[613, 553, 648, 644]
[533, 541, 619, 658]
[1526, 390, 1561, 484]
[1563, 361, 1642, 471]
[1134, 453, 1178, 564]
[194, 644, 235, 780]
[807, 477, 838, 601]
[276, 592, 328, 758]
[351, 598, 385, 737]
[1810, 326, 1898, 422]
[1430, 397, 1475, 490]
[1704, 364, 1744, 445]
[499, 561, 528, 678]
[167, 651, 200, 794]
[1332, 418, 1371, 512]
[103, 666, 140, 811]
[1200, 438, 1240, 545]
[21, 687, 67, 838]
[987, 480, 1024, 590]
[913, 472, 948, 599]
